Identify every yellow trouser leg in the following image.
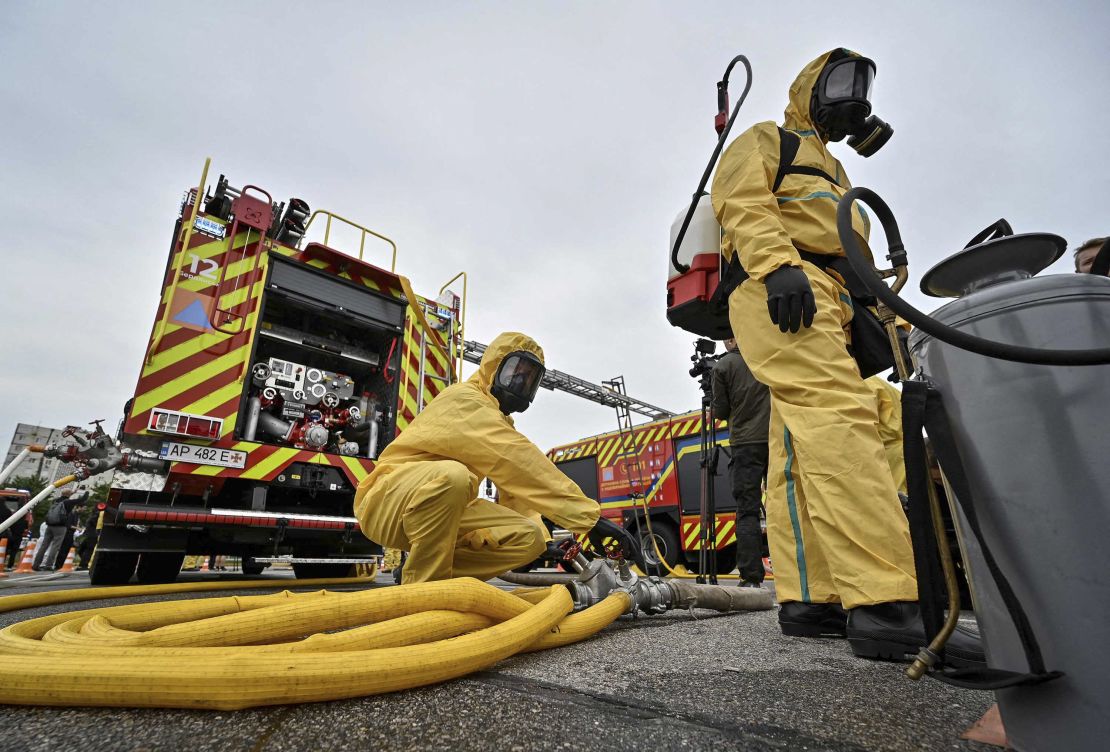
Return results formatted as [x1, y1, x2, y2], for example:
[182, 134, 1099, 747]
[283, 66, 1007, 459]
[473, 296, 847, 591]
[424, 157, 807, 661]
[765, 401, 838, 604]
[867, 375, 908, 495]
[355, 460, 475, 583]
[452, 499, 547, 580]
[354, 461, 546, 583]
[730, 262, 918, 609]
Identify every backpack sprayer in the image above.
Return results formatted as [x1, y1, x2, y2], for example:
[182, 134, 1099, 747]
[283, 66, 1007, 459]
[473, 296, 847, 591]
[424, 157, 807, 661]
[837, 187, 1110, 752]
[666, 55, 752, 340]
[662, 55, 754, 584]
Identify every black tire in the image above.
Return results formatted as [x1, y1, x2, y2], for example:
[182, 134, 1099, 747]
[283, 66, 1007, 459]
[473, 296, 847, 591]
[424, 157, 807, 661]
[637, 518, 681, 570]
[89, 551, 139, 586]
[292, 562, 354, 579]
[135, 552, 185, 584]
[241, 559, 266, 576]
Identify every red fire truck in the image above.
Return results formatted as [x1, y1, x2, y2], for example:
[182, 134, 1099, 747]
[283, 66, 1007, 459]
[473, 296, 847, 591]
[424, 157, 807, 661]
[96, 159, 464, 585]
[548, 409, 765, 574]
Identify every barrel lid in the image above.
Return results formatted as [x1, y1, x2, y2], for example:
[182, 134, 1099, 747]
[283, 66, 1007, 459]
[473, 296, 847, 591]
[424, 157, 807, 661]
[920, 233, 1066, 298]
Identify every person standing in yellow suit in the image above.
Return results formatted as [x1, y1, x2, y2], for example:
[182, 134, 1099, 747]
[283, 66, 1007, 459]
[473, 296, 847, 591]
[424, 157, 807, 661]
[355, 332, 633, 584]
[711, 49, 982, 664]
[868, 375, 907, 496]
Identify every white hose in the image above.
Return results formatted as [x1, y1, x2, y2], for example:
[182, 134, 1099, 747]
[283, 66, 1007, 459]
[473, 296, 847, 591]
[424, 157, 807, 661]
[0, 474, 76, 537]
[0, 448, 31, 487]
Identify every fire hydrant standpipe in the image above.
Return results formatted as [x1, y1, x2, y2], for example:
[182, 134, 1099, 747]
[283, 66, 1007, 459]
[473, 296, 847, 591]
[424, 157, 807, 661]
[0, 574, 771, 710]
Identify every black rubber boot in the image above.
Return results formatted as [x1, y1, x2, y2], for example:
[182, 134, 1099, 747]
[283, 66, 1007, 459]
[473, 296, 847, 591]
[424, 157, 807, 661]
[847, 601, 986, 668]
[778, 602, 847, 638]
[392, 554, 406, 585]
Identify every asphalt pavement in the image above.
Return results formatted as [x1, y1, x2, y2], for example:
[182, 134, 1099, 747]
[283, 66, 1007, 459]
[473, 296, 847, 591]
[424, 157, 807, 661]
[0, 569, 999, 752]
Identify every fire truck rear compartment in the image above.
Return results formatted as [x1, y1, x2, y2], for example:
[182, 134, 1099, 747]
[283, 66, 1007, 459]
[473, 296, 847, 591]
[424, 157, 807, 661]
[239, 254, 407, 459]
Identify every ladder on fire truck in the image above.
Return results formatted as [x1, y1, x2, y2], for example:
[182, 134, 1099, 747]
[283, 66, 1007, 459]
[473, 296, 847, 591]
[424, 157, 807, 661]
[460, 341, 674, 420]
[602, 375, 658, 575]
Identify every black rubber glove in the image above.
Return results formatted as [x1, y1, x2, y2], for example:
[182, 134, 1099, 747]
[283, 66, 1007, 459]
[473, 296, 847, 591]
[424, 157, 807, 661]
[544, 539, 567, 563]
[764, 265, 816, 333]
[587, 517, 648, 572]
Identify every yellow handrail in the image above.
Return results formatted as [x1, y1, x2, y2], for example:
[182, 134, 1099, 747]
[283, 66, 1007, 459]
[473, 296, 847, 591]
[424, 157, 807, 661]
[397, 275, 454, 389]
[303, 210, 398, 271]
[437, 271, 468, 381]
[148, 157, 211, 365]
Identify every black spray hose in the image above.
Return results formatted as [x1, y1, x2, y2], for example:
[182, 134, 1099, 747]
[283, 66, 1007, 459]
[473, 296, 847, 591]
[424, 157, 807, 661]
[836, 187, 1110, 366]
[670, 55, 753, 274]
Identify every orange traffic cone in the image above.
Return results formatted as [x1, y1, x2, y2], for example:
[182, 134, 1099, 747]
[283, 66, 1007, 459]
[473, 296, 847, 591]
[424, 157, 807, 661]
[15, 540, 37, 574]
[59, 547, 77, 573]
[200, 557, 210, 572]
[0, 538, 8, 577]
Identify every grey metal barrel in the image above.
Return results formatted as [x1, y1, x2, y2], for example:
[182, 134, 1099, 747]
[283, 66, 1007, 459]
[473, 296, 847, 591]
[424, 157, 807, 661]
[910, 256, 1110, 752]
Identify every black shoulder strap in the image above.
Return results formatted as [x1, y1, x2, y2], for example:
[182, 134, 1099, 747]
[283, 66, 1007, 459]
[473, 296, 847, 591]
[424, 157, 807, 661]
[773, 128, 801, 193]
[773, 127, 841, 192]
[902, 381, 1064, 691]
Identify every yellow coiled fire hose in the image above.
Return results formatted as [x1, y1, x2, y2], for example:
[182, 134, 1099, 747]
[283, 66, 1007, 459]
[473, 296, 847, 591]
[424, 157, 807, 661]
[0, 578, 628, 710]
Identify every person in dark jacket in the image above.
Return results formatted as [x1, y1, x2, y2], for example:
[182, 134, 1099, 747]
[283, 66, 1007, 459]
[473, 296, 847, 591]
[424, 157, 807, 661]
[710, 338, 771, 587]
[35, 489, 86, 570]
[55, 491, 87, 570]
[75, 505, 102, 571]
[0, 493, 30, 569]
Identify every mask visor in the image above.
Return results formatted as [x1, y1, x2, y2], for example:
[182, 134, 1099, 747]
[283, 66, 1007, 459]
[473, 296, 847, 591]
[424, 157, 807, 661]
[822, 58, 875, 102]
[495, 352, 545, 405]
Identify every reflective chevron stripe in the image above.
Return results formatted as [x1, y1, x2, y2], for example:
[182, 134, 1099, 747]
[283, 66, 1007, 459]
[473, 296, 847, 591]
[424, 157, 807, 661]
[681, 514, 737, 551]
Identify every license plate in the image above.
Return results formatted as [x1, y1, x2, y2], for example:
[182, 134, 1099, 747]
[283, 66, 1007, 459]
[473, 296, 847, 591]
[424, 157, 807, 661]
[159, 442, 247, 469]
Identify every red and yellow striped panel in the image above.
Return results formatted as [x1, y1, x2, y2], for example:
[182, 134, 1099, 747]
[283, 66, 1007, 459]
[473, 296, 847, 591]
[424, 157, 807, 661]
[126, 218, 270, 438]
[395, 298, 453, 432]
[548, 409, 727, 464]
[681, 514, 737, 551]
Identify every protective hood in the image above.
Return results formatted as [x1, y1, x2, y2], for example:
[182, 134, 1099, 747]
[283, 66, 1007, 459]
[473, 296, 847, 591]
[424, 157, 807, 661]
[468, 332, 546, 395]
[784, 48, 865, 139]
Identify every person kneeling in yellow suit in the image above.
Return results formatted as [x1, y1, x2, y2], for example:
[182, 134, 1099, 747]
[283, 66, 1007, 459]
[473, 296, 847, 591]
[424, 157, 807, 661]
[355, 332, 635, 583]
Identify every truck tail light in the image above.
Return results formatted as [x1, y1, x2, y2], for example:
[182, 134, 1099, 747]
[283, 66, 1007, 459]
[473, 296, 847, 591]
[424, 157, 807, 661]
[148, 408, 223, 439]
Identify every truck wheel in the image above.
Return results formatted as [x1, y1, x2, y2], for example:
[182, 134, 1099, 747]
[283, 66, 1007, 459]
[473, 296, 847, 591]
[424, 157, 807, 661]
[241, 559, 267, 576]
[136, 552, 185, 584]
[638, 518, 680, 569]
[89, 551, 139, 586]
[292, 562, 354, 579]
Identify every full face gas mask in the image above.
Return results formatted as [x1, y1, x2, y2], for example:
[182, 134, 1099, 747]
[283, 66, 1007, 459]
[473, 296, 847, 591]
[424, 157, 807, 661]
[810, 52, 893, 157]
[490, 350, 545, 415]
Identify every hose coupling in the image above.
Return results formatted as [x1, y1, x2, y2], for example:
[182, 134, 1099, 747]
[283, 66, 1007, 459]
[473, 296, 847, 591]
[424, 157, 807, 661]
[563, 557, 677, 615]
[627, 577, 675, 615]
[565, 558, 624, 610]
[119, 454, 170, 474]
[906, 647, 939, 681]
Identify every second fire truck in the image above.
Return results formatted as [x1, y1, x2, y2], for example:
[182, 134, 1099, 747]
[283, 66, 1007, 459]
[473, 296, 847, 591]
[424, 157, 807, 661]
[548, 409, 765, 575]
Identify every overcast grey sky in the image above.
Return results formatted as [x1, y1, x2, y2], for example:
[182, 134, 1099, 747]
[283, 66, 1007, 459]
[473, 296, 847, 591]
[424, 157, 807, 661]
[2, 1, 1108, 455]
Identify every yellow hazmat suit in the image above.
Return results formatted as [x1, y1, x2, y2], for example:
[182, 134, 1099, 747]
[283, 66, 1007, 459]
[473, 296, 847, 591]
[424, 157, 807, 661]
[868, 376, 907, 495]
[354, 332, 600, 583]
[710, 50, 917, 609]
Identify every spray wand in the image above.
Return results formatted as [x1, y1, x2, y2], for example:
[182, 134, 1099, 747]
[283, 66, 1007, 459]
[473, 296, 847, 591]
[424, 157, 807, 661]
[670, 55, 753, 275]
